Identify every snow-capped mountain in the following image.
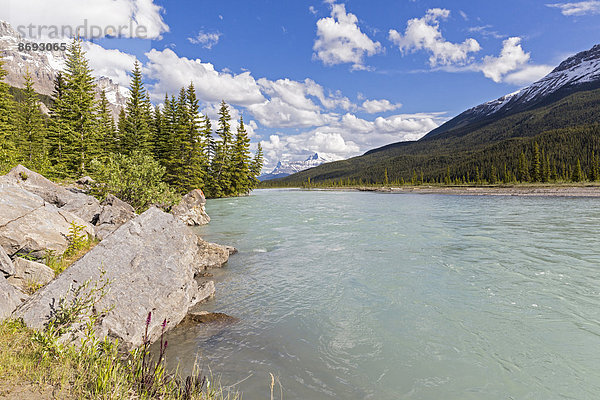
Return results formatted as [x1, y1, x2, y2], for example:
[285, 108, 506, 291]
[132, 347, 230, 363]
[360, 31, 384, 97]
[0, 20, 128, 119]
[259, 153, 338, 181]
[425, 43, 600, 139]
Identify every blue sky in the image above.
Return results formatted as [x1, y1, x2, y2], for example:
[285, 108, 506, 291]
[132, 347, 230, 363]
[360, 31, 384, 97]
[3, 0, 600, 169]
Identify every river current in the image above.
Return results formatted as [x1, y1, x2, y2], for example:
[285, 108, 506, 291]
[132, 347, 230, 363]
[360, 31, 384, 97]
[163, 189, 600, 399]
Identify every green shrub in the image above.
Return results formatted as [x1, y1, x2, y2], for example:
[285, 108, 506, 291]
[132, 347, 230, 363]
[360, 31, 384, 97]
[91, 151, 180, 212]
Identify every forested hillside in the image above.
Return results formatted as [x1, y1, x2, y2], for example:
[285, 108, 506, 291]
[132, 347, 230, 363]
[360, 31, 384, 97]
[0, 40, 263, 208]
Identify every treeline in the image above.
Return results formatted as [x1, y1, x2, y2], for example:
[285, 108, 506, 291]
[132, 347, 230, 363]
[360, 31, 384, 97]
[262, 123, 600, 188]
[0, 39, 263, 206]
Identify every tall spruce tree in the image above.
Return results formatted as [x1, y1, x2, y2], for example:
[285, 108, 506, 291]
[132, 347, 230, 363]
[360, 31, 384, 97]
[210, 100, 233, 197]
[251, 142, 264, 185]
[182, 83, 207, 192]
[531, 142, 541, 182]
[97, 90, 118, 158]
[17, 70, 46, 169]
[0, 59, 16, 171]
[52, 39, 98, 176]
[121, 61, 152, 154]
[231, 116, 252, 194]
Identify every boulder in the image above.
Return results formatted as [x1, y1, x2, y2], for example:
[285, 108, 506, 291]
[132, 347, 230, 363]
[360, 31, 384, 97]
[182, 310, 238, 325]
[4, 165, 102, 225]
[171, 189, 210, 226]
[0, 245, 15, 277]
[0, 276, 28, 322]
[76, 176, 95, 185]
[94, 194, 136, 240]
[0, 196, 94, 259]
[196, 239, 237, 271]
[7, 258, 55, 292]
[15, 207, 209, 350]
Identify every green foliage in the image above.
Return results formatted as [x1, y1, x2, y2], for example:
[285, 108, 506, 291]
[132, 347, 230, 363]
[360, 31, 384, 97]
[91, 151, 180, 212]
[121, 61, 153, 154]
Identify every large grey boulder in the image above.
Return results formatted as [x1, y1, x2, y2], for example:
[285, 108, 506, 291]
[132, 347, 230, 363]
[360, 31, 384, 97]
[196, 239, 237, 271]
[4, 165, 102, 224]
[94, 194, 136, 240]
[0, 245, 14, 277]
[7, 258, 55, 292]
[15, 207, 213, 350]
[0, 276, 28, 322]
[0, 183, 94, 259]
[171, 189, 210, 226]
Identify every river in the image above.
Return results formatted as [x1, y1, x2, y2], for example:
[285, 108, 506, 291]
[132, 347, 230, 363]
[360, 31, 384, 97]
[162, 189, 600, 399]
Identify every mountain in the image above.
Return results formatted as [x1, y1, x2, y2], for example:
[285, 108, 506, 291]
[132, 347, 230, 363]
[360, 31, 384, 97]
[424, 44, 600, 140]
[272, 43, 600, 185]
[0, 20, 128, 119]
[259, 153, 337, 181]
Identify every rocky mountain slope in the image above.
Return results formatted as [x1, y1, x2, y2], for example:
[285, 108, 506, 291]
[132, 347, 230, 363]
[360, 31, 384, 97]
[424, 44, 600, 140]
[0, 20, 128, 119]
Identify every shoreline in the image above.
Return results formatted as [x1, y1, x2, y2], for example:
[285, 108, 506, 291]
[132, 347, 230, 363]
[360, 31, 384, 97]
[302, 184, 600, 197]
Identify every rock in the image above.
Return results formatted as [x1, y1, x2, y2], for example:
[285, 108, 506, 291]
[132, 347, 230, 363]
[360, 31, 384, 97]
[15, 207, 208, 350]
[94, 194, 136, 240]
[7, 258, 55, 292]
[0, 245, 15, 277]
[197, 280, 216, 302]
[76, 176, 95, 185]
[4, 165, 102, 225]
[0, 179, 94, 259]
[196, 239, 236, 271]
[183, 310, 238, 325]
[0, 276, 28, 322]
[0, 195, 94, 259]
[171, 189, 210, 226]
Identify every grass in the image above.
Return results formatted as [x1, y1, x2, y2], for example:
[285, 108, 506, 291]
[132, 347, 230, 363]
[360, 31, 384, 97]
[45, 221, 99, 275]
[0, 275, 238, 400]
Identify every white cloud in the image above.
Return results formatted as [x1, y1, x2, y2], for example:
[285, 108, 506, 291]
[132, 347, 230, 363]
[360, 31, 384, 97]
[389, 8, 481, 66]
[188, 31, 222, 49]
[474, 37, 553, 85]
[504, 65, 554, 85]
[479, 37, 530, 82]
[82, 42, 138, 87]
[362, 99, 402, 113]
[313, 3, 382, 70]
[309, 5, 317, 15]
[144, 48, 265, 106]
[546, 1, 600, 15]
[4, 0, 168, 39]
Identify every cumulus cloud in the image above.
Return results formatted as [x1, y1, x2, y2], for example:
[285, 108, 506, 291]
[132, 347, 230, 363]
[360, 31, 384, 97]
[546, 1, 600, 15]
[4, 0, 168, 39]
[313, 2, 382, 70]
[82, 42, 139, 87]
[389, 8, 481, 66]
[362, 99, 402, 113]
[479, 37, 530, 82]
[144, 48, 265, 106]
[188, 31, 222, 49]
[475, 37, 553, 85]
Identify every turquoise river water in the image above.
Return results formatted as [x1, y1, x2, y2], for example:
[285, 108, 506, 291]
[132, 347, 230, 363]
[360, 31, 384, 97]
[162, 189, 600, 399]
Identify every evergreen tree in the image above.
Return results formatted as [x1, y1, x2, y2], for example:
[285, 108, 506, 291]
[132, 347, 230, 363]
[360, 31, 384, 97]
[97, 90, 118, 158]
[210, 100, 233, 197]
[251, 142, 264, 185]
[489, 164, 497, 184]
[572, 159, 583, 182]
[230, 116, 252, 194]
[518, 151, 529, 182]
[121, 61, 152, 154]
[182, 83, 207, 192]
[17, 70, 46, 168]
[0, 59, 16, 171]
[531, 142, 541, 182]
[52, 39, 98, 176]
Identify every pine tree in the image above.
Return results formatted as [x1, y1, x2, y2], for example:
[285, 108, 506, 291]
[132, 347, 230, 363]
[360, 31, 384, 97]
[518, 151, 529, 182]
[489, 164, 497, 184]
[182, 83, 207, 192]
[52, 39, 98, 176]
[531, 142, 541, 182]
[251, 142, 264, 186]
[17, 69, 46, 169]
[230, 116, 252, 195]
[47, 72, 66, 170]
[97, 90, 118, 158]
[210, 100, 233, 197]
[121, 61, 152, 154]
[572, 159, 583, 182]
[0, 59, 16, 171]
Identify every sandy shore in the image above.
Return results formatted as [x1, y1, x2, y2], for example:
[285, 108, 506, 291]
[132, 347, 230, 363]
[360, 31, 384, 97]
[322, 185, 600, 197]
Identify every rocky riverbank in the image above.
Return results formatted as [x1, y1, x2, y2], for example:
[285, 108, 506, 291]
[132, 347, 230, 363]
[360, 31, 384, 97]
[337, 184, 600, 197]
[0, 165, 235, 349]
